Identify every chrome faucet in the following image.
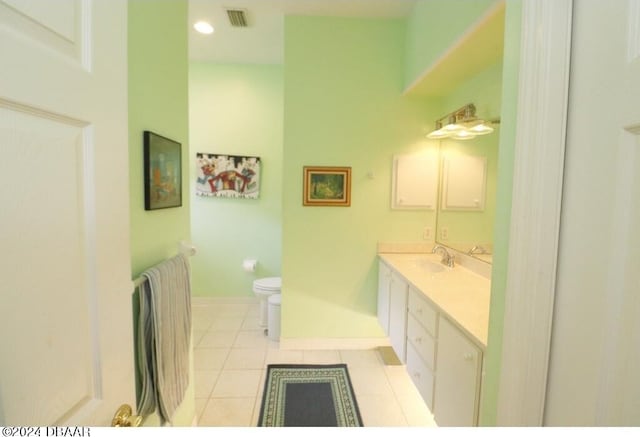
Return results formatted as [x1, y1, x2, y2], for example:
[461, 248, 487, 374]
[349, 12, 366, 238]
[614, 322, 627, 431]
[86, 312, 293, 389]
[432, 244, 455, 268]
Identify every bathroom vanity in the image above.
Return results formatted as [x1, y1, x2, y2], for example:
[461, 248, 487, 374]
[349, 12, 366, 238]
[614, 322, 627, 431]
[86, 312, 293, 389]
[377, 252, 490, 426]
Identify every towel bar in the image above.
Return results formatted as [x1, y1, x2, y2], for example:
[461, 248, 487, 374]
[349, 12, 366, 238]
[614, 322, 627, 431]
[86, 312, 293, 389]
[132, 242, 196, 290]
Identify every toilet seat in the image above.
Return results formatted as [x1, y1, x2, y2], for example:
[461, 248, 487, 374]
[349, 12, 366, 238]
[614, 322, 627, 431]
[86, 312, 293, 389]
[253, 277, 281, 292]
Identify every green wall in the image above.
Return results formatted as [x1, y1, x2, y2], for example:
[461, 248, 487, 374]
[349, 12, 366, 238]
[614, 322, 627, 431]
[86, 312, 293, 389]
[189, 63, 283, 296]
[405, 0, 498, 90]
[129, 0, 191, 277]
[128, 0, 194, 426]
[479, 0, 522, 425]
[282, 16, 439, 339]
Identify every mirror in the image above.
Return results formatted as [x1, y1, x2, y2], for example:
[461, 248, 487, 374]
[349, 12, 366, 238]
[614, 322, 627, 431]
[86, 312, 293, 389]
[435, 128, 499, 264]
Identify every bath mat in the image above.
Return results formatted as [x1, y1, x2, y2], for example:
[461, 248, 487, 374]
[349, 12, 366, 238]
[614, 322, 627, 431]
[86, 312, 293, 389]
[257, 364, 363, 427]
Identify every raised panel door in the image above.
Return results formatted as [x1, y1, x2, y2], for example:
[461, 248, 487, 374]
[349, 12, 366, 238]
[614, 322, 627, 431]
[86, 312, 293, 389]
[0, 0, 133, 425]
[433, 317, 482, 426]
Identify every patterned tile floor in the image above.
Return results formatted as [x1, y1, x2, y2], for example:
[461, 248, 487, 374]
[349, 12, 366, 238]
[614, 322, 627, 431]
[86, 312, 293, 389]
[192, 297, 437, 427]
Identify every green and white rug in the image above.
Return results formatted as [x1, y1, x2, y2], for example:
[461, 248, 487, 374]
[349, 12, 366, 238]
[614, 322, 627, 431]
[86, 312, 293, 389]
[257, 364, 363, 427]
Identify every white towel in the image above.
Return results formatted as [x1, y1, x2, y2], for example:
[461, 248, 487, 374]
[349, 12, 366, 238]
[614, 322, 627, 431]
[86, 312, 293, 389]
[137, 254, 191, 425]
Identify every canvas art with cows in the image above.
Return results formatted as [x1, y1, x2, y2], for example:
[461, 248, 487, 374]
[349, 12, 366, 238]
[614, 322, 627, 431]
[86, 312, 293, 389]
[196, 153, 261, 199]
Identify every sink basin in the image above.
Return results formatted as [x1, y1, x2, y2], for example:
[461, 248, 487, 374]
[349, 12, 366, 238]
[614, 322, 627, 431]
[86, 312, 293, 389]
[413, 259, 446, 273]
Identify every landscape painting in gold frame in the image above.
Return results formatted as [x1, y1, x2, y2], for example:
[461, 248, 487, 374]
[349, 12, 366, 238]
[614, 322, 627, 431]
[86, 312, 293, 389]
[303, 166, 352, 207]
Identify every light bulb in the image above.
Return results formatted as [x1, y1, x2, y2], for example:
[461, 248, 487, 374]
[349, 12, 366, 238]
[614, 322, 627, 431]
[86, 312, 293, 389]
[194, 21, 214, 34]
[442, 114, 463, 132]
[427, 129, 450, 139]
[467, 123, 494, 135]
[451, 130, 476, 140]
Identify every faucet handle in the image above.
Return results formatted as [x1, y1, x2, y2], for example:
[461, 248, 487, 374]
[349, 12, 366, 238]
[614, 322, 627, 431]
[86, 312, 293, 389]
[468, 245, 487, 255]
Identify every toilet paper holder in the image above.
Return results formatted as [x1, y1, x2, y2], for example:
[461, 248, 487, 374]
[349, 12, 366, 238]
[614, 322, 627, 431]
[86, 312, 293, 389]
[243, 259, 257, 272]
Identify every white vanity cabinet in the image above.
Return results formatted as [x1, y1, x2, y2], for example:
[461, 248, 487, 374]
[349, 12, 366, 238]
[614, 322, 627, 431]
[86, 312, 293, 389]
[433, 317, 483, 426]
[377, 257, 486, 426]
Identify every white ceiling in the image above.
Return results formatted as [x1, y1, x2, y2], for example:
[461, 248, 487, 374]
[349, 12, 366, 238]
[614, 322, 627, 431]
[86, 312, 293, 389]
[188, 0, 417, 64]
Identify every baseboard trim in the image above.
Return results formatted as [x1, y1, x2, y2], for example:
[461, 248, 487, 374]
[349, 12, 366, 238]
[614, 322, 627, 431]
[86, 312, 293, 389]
[279, 337, 390, 350]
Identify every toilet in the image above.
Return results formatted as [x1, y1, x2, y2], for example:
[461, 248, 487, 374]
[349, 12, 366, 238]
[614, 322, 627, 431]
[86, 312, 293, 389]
[252, 277, 281, 328]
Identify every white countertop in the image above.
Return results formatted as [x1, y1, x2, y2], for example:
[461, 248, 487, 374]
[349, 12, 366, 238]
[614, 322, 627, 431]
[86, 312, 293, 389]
[379, 252, 491, 349]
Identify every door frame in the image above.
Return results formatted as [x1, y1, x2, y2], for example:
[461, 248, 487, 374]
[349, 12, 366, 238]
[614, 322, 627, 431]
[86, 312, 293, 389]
[496, 0, 573, 425]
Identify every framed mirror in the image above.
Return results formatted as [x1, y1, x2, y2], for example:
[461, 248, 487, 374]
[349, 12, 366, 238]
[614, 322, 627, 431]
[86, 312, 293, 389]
[435, 129, 499, 264]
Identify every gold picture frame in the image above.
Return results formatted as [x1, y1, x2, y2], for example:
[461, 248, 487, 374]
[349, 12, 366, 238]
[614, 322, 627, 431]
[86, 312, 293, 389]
[303, 166, 352, 207]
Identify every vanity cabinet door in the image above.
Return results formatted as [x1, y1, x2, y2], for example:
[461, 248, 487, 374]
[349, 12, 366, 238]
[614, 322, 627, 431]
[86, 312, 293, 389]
[377, 261, 392, 335]
[388, 272, 408, 362]
[433, 317, 483, 426]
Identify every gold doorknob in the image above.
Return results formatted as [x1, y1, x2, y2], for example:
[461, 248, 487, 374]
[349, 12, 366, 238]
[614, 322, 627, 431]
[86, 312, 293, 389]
[111, 404, 143, 427]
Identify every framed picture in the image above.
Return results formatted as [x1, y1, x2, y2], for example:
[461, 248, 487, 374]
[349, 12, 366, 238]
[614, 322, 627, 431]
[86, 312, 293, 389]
[303, 166, 352, 207]
[143, 131, 182, 210]
[195, 153, 261, 199]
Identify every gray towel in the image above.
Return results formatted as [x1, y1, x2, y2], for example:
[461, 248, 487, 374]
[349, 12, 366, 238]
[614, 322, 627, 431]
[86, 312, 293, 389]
[137, 254, 191, 425]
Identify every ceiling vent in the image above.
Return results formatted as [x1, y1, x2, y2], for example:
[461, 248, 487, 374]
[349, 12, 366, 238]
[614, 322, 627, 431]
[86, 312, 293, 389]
[226, 8, 248, 27]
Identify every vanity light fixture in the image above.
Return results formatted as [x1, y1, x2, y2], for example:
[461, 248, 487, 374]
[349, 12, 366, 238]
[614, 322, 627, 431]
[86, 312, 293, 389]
[426, 103, 498, 140]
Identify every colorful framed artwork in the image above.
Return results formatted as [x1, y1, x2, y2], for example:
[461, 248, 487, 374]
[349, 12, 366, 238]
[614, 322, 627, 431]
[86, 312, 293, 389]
[303, 166, 352, 207]
[195, 153, 261, 199]
[143, 131, 182, 210]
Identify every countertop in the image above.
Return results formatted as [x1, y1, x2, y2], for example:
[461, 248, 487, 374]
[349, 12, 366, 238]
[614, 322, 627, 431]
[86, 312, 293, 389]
[378, 252, 491, 349]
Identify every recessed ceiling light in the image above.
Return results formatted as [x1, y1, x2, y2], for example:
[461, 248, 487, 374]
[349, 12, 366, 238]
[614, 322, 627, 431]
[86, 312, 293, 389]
[194, 21, 214, 34]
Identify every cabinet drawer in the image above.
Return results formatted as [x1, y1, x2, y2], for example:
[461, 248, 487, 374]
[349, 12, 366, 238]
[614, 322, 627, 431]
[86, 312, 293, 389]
[408, 286, 438, 337]
[406, 342, 434, 410]
[407, 314, 436, 370]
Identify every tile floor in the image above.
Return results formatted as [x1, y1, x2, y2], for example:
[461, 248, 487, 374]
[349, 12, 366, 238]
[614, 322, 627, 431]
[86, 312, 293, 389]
[192, 296, 437, 427]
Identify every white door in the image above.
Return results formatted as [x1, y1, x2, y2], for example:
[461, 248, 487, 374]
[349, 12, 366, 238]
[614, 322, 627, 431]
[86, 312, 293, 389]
[0, 0, 134, 426]
[545, 0, 640, 425]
